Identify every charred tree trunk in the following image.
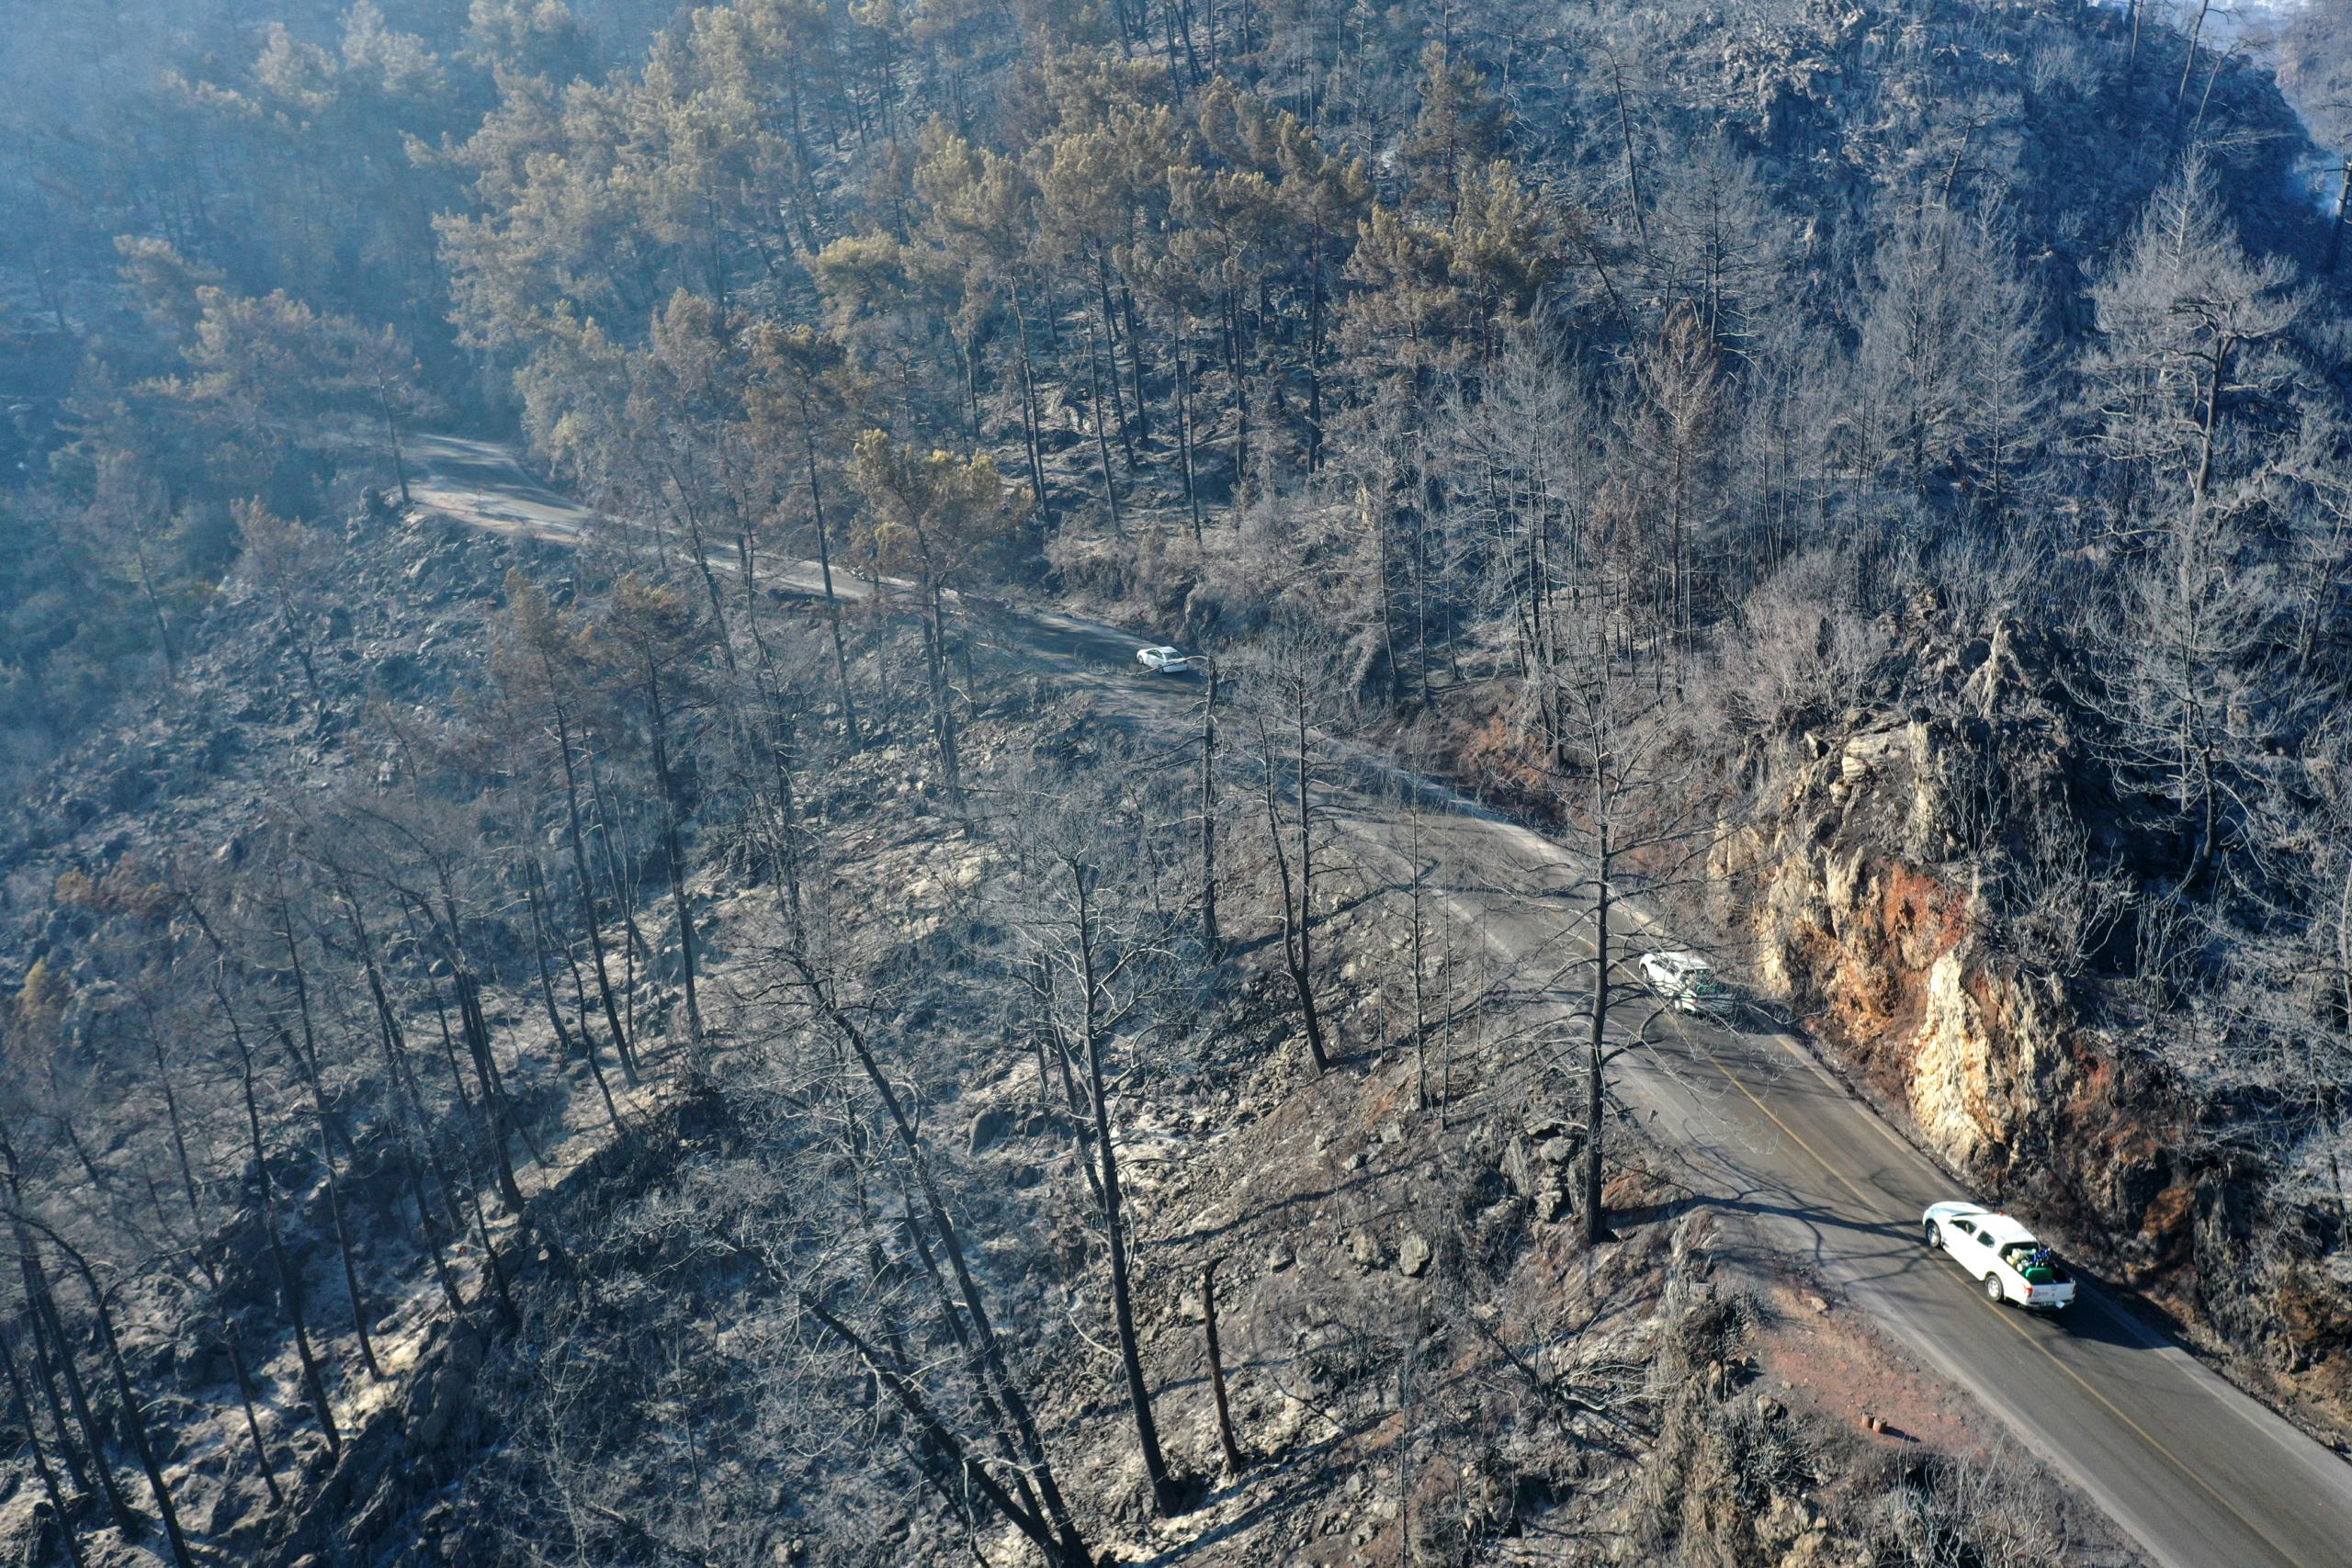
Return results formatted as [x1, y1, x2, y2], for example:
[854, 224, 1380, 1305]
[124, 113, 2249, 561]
[526, 863, 625, 1131]
[0, 1327, 88, 1568]
[1200, 660, 1220, 950]
[1202, 1259, 1246, 1474]
[340, 887, 474, 1327]
[148, 1033, 287, 1506]
[797, 413, 861, 744]
[4, 1145, 128, 1533]
[1010, 282, 1051, 525]
[220, 987, 341, 1457]
[1089, 318, 1125, 534]
[8, 1232, 92, 1502]
[1095, 255, 1137, 471]
[550, 694, 640, 1084]
[52, 1243, 195, 1568]
[32, 1278, 135, 1532]
[452, 968, 531, 1211]
[784, 952, 1088, 1560]
[277, 902, 384, 1381]
[1259, 702, 1330, 1072]
[800, 1292, 1090, 1568]
[920, 582, 967, 812]
[1177, 345, 1204, 544]
[1073, 874, 1174, 1514]
[582, 742, 654, 1051]
[1583, 813, 1611, 1247]
[642, 665, 706, 1049]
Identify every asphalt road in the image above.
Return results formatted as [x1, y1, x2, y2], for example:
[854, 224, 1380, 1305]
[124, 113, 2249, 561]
[1374, 796, 2352, 1568]
[407, 434, 2352, 1568]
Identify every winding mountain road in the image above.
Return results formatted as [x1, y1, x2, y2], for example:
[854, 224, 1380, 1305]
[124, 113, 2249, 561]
[405, 433, 2352, 1568]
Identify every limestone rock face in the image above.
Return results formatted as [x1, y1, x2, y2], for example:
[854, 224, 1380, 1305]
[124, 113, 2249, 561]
[1710, 585, 2352, 1407]
[1709, 607, 2180, 1292]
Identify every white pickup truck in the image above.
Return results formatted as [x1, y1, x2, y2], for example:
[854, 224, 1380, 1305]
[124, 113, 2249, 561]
[1922, 1201, 2075, 1311]
[1638, 949, 1734, 1016]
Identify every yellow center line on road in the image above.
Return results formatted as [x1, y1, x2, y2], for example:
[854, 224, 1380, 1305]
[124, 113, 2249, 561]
[1675, 1030, 2312, 1568]
[1759, 1029, 1924, 1164]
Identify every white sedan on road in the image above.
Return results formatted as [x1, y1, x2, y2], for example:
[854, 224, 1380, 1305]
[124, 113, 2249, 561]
[1136, 645, 1193, 673]
[1923, 1201, 2075, 1310]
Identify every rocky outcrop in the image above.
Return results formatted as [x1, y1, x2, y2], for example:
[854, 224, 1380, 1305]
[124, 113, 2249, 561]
[1708, 603, 2350, 1429]
[1717, 615, 2073, 1172]
[1716, 780, 2179, 1267]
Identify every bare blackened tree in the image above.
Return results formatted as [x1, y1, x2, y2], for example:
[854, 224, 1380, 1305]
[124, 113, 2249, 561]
[1849, 205, 2048, 513]
[0, 1320, 89, 1568]
[267, 874, 386, 1382]
[181, 902, 345, 1459]
[1000, 754, 1200, 1516]
[0, 1123, 137, 1534]
[129, 986, 288, 1507]
[1241, 619, 1354, 1074]
[847, 432, 1027, 816]
[1199, 656, 1223, 951]
[234, 498, 333, 723]
[1528, 595, 1712, 1243]
[2208, 724, 2352, 1236]
[747, 322, 863, 739]
[767, 902, 1092, 1565]
[2077, 491, 2275, 903]
[0, 1139, 197, 1568]
[1429, 335, 1607, 739]
[2080, 154, 2305, 535]
[497, 570, 643, 1085]
[24, 1220, 196, 1568]
[605, 572, 717, 1053]
[1631, 131, 1791, 358]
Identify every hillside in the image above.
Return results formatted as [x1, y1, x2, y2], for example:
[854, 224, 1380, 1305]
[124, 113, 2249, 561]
[4, 0, 2352, 1564]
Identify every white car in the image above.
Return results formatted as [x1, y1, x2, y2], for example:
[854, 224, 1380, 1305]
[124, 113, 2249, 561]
[1136, 645, 1193, 673]
[1922, 1201, 2075, 1311]
[1638, 950, 1732, 1015]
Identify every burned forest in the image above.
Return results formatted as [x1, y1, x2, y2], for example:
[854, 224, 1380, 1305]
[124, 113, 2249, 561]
[5, 0, 2352, 1564]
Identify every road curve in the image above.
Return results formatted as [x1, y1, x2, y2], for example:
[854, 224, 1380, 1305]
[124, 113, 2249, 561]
[405, 435, 2352, 1568]
[1381, 790, 2352, 1568]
